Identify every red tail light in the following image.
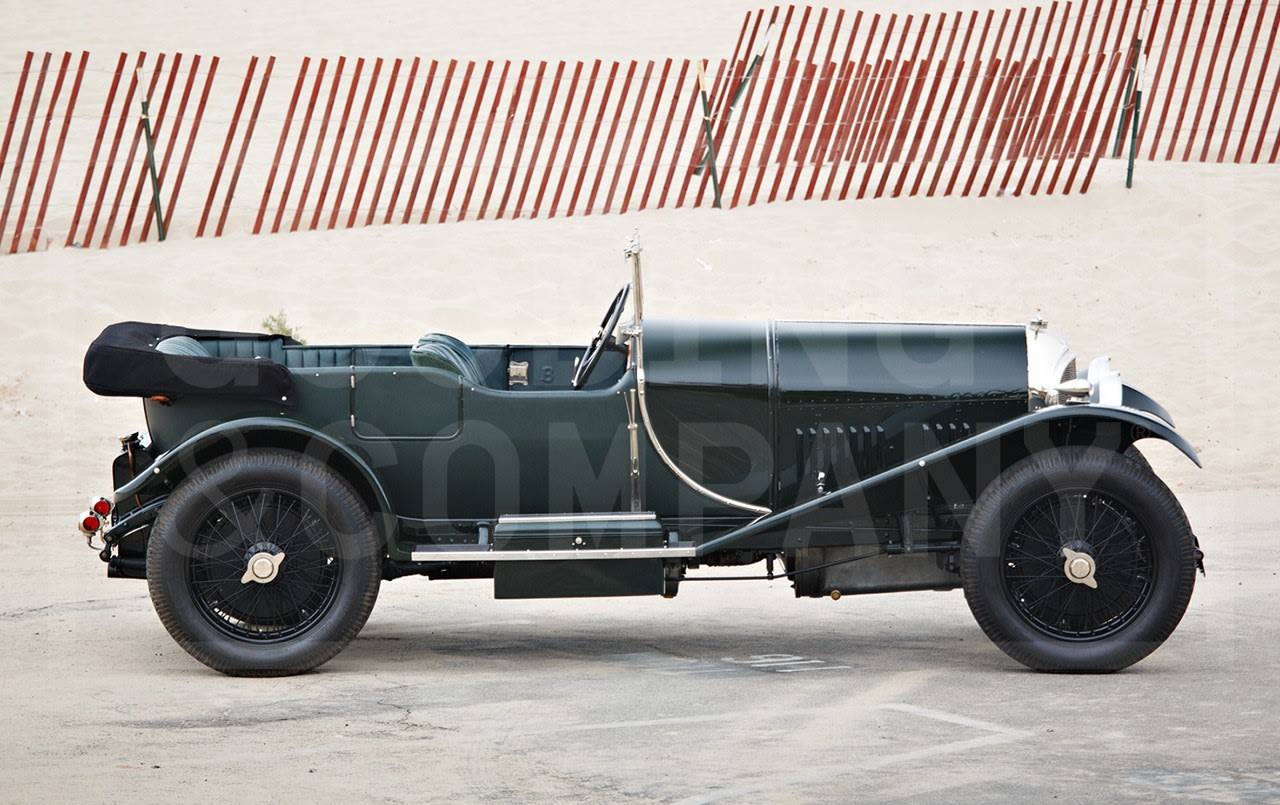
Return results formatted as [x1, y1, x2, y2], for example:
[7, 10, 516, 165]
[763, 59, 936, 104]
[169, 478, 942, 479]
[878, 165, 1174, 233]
[92, 498, 112, 516]
[80, 514, 101, 533]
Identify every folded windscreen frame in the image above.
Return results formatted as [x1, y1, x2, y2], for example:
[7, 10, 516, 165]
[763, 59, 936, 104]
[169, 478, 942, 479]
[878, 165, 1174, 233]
[83, 321, 298, 407]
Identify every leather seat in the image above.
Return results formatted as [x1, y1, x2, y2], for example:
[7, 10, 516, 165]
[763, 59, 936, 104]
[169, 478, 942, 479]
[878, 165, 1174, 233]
[410, 333, 487, 386]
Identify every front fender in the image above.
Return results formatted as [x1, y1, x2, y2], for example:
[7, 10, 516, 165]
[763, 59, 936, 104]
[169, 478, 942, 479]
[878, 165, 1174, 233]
[697, 402, 1198, 555]
[114, 417, 395, 519]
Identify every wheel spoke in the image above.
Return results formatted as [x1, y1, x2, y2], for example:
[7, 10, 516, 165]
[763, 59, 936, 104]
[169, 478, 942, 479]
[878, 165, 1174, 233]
[188, 489, 341, 642]
[1002, 489, 1153, 640]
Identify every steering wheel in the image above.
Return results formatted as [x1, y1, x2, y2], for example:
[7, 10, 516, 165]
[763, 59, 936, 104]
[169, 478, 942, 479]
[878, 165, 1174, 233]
[572, 283, 631, 389]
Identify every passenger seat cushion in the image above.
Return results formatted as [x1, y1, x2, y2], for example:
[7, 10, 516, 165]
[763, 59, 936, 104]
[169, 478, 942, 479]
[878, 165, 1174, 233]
[410, 333, 486, 385]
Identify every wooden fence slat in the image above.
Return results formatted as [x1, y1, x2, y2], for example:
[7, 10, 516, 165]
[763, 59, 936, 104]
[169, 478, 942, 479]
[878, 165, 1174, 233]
[402, 58, 451, 223]
[30, 51, 86, 252]
[83, 52, 145, 247]
[386, 58, 434, 223]
[1199, 0, 1248, 161]
[349, 58, 401, 226]
[703, 8, 767, 206]
[1048, 0, 1121, 193]
[8, 51, 63, 252]
[588, 59, 637, 214]
[926, 11, 993, 197]
[1183, 0, 1235, 161]
[547, 59, 599, 217]
[840, 11, 897, 167]
[874, 13, 933, 199]
[458, 59, 506, 221]
[624, 57, 674, 213]
[162, 55, 217, 233]
[424, 56, 476, 220]
[215, 56, 272, 237]
[140, 53, 198, 241]
[910, 11, 971, 196]
[197, 54, 254, 237]
[315, 58, 366, 228]
[1139, 0, 1178, 149]
[499, 59, 548, 218]
[1245, 2, 1280, 161]
[478, 59, 528, 219]
[964, 58, 1021, 196]
[0, 52, 50, 249]
[1016, 3, 1078, 194]
[66, 52, 123, 245]
[517, 60, 567, 217]
[788, 59, 835, 200]
[1165, 0, 1214, 159]
[1000, 2, 1060, 193]
[601, 59, 647, 214]
[1148, 0, 1196, 156]
[99, 53, 165, 247]
[891, 11, 949, 198]
[984, 58, 1039, 196]
[254, 56, 309, 235]
[273, 58, 327, 234]
[640, 58, 691, 209]
[946, 9, 1010, 197]
[328, 57, 382, 228]
[566, 59, 617, 216]
[120, 52, 182, 245]
[946, 55, 1001, 197]
[531, 60, 581, 218]
[1261, 50, 1280, 162]
[656, 66, 701, 209]
[731, 48, 784, 207]
[1030, 0, 1094, 194]
[295, 56, 347, 231]
[0, 51, 34, 185]
[1232, 2, 1280, 161]
[369, 57, 416, 224]
[1073, 50, 1127, 192]
[806, 9, 863, 199]
[748, 7, 809, 205]
[1219, 1, 1266, 161]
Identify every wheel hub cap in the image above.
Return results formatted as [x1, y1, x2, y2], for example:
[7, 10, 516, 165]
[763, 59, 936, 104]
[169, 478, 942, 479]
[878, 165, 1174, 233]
[1061, 547, 1098, 589]
[241, 550, 286, 584]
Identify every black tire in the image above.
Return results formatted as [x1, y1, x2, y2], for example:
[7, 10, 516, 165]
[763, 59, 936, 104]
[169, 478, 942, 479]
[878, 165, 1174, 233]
[961, 447, 1195, 672]
[1124, 443, 1154, 474]
[147, 449, 381, 676]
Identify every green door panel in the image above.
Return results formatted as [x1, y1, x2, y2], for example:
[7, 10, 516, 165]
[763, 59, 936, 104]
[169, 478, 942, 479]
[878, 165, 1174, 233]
[351, 367, 462, 440]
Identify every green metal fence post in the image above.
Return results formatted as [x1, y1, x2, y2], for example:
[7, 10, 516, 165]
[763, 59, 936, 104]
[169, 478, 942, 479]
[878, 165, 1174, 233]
[1112, 39, 1141, 158]
[1126, 87, 1142, 189]
[697, 60, 724, 208]
[139, 75, 166, 241]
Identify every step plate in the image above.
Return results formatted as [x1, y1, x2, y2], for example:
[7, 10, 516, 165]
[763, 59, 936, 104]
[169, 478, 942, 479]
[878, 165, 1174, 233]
[409, 546, 694, 562]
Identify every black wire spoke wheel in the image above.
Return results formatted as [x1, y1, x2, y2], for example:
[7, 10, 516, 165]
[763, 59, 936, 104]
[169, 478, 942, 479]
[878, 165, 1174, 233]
[148, 449, 381, 677]
[961, 447, 1196, 673]
[1002, 490, 1154, 640]
[188, 489, 341, 642]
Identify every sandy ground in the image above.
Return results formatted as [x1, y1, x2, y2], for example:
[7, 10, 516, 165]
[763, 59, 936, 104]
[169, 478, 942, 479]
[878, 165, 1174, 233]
[1, 0, 1278, 801]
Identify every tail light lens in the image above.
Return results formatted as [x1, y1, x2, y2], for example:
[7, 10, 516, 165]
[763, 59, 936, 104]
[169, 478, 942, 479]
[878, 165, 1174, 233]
[79, 513, 101, 534]
[92, 498, 112, 517]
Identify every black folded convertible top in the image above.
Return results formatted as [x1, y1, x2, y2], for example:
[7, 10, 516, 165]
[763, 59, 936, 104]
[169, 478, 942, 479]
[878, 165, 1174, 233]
[83, 321, 298, 406]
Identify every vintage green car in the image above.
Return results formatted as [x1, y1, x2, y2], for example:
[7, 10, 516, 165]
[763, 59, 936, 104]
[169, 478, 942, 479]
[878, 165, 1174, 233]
[80, 237, 1202, 676]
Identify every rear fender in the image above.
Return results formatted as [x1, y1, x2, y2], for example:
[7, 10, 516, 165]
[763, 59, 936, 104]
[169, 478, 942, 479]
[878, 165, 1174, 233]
[114, 417, 397, 551]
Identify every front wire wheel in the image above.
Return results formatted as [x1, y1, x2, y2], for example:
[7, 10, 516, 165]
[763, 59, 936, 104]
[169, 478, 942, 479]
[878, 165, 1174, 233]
[148, 449, 381, 676]
[961, 447, 1196, 672]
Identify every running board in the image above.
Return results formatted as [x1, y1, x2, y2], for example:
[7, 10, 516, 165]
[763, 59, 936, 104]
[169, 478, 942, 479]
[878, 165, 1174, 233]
[410, 511, 693, 562]
[409, 547, 695, 562]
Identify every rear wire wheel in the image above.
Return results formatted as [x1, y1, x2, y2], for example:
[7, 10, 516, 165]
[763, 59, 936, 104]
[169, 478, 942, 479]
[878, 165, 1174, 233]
[961, 447, 1195, 672]
[147, 449, 381, 676]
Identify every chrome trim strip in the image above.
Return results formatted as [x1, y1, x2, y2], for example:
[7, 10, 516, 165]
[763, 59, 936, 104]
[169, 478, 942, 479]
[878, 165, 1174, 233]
[409, 547, 696, 562]
[625, 237, 772, 518]
[498, 512, 657, 524]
